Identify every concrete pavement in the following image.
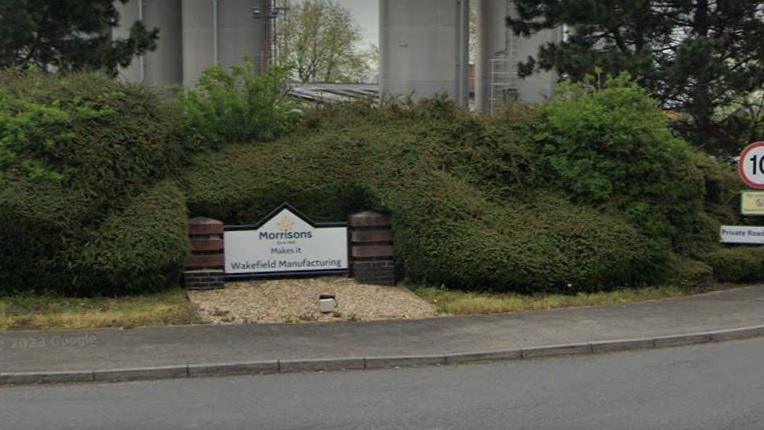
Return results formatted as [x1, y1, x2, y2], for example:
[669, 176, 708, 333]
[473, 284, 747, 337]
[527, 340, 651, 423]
[1, 286, 764, 384]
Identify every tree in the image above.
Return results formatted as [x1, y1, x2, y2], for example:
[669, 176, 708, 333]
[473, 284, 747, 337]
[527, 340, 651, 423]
[0, 0, 158, 74]
[276, 0, 372, 83]
[507, 0, 764, 154]
[364, 43, 380, 81]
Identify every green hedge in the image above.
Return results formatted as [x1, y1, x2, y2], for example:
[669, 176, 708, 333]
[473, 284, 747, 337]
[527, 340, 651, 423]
[0, 71, 188, 295]
[531, 76, 706, 246]
[183, 99, 664, 292]
[701, 248, 764, 283]
[72, 182, 189, 296]
[1, 71, 749, 295]
[380, 178, 662, 292]
[0, 180, 188, 296]
[0, 70, 186, 195]
[0, 180, 90, 292]
[184, 93, 755, 291]
[655, 253, 714, 287]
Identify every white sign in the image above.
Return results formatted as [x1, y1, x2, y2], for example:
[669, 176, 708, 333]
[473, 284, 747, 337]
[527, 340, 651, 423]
[720, 226, 764, 245]
[224, 204, 348, 277]
[738, 142, 764, 189]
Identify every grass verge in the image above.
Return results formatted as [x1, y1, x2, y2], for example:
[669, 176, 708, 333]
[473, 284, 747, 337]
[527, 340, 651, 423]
[412, 284, 737, 315]
[0, 289, 202, 331]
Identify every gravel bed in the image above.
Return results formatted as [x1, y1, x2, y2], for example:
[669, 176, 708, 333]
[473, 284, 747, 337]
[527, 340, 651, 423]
[188, 277, 437, 324]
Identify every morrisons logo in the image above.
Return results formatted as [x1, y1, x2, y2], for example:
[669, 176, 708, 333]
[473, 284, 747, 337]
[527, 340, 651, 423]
[259, 231, 313, 240]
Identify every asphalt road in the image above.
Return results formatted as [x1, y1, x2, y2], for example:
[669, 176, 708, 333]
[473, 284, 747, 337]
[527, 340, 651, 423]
[2, 338, 764, 430]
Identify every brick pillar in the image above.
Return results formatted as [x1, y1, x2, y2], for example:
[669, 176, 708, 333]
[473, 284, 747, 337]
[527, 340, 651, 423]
[349, 211, 395, 285]
[184, 217, 225, 290]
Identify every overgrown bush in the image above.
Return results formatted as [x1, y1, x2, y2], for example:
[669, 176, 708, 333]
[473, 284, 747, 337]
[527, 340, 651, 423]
[692, 151, 741, 222]
[0, 180, 90, 292]
[174, 59, 298, 151]
[655, 253, 714, 287]
[0, 69, 749, 295]
[183, 87, 757, 291]
[0, 178, 189, 296]
[701, 247, 764, 283]
[0, 69, 185, 195]
[0, 70, 187, 295]
[183, 99, 664, 292]
[72, 181, 189, 296]
[531, 75, 706, 247]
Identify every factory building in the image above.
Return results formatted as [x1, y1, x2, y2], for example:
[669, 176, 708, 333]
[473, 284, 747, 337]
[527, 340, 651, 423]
[114, 0, 560, 111]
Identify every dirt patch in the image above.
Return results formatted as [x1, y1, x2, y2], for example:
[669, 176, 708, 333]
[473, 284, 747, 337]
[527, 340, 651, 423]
[188, 277, 437, 324]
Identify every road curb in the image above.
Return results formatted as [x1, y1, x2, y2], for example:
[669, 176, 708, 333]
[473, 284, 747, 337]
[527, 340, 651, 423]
[92, 365, 188, 383]
[2, 325, 763, 387]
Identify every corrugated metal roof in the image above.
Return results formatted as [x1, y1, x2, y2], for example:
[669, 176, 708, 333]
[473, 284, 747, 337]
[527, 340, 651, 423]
[290, 83, 379, 103]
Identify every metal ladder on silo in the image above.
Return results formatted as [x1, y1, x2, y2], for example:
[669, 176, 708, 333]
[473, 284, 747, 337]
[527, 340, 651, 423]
[489, 58, 517, 114]
[487, 0, 522, 113]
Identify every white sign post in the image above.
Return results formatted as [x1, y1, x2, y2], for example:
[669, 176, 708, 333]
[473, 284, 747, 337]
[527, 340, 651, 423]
[738, 142, 764, 189]
[726, 143, 764, 246]
[720, 226, 764, 245]
[224, 203, 349, 278]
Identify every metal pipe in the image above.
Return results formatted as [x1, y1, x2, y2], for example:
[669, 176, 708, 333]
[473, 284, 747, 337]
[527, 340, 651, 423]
[271, 0, 277, 65]
[456, 0, 469, 106]
[378, 0, 386, 97]
[269, 0, 281, 66]
[212, 0, 219, 65]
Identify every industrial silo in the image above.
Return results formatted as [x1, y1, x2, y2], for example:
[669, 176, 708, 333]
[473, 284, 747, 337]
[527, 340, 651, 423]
[113, 0, 142, 83]
[182, 0, 267, 85]
[475, 0, 561, 112]
[218, 0, 268, 73]
[379, 0, 469, 104]
[182, 0, 217, 85]
[144, 0, 183, 87]
[113, 0, 183, 87]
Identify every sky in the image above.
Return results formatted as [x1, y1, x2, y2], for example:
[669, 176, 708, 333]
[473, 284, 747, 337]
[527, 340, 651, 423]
[286, 0, 378, 50]
[334, 0, 379, 50]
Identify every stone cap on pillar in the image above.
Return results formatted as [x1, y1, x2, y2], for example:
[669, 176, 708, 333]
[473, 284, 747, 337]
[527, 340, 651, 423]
[349, 211, 390, 227]
[188, 217, 224, 236]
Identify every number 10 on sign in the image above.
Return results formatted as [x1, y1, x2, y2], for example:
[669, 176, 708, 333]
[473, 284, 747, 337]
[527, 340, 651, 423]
[739, 142, 764, 189]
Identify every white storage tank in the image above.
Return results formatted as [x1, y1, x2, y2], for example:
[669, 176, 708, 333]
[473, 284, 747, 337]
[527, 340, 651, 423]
[218, 0, 268, 73]
[379, 0, 469, 104]
[144, 0, 183, 87]
[183, 0, 267, 85]
[476, 0, 561, 111]
[113, 0, 142, 83]
[113, 0, 183, 87]
[182, 0, 217, 85]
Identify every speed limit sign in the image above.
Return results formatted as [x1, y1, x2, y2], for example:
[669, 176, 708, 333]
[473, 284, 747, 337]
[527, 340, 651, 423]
[739, 142, 764, 189]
